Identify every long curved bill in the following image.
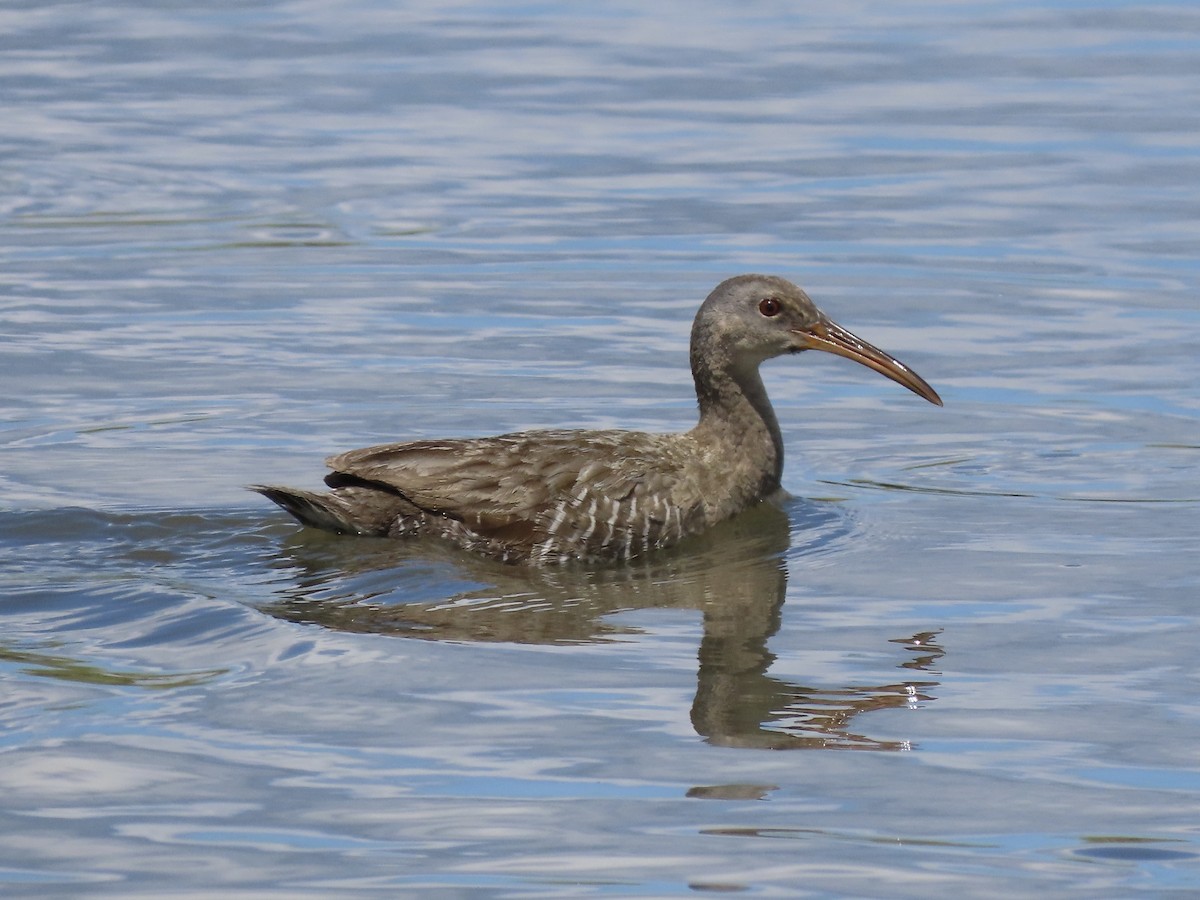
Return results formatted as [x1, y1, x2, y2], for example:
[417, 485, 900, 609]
[793, 318, 943, 406]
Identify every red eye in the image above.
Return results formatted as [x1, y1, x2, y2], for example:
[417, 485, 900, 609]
[759, 297, 782, 317]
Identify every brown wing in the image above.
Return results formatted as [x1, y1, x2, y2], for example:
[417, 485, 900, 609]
[326, 429, 705, 561]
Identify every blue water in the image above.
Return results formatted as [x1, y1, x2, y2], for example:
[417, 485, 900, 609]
[3, 1, 1199, 896]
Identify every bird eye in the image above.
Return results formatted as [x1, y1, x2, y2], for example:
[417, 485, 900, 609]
[758, 297, 782, 317]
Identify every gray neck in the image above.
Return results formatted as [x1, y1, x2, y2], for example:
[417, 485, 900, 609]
[690, 345, 784, 498]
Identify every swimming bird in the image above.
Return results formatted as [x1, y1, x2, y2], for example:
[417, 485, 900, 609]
[252, 274, 941, 564]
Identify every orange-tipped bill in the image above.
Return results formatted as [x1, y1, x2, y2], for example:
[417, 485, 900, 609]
[793, 318, 943, 406]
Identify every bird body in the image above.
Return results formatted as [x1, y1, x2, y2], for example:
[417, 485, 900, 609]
[256, 426, 757, 564]
[253, 275, 941, 564]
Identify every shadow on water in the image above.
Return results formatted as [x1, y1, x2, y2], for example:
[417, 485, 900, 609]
[258, 499, 943, 751]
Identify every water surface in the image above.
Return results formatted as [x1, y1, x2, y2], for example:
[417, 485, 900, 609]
[2, 1, 1199, 896]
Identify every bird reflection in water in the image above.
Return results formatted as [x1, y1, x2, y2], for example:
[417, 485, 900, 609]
[259, 499, 942, 751]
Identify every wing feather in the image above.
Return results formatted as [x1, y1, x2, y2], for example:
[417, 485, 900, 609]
[324, 429, 706, 560]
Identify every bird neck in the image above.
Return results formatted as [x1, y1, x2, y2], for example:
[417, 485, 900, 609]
[690, 348, 785, 493]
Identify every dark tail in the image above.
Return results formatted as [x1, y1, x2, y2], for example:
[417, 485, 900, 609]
[249, 484, 397, 536]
